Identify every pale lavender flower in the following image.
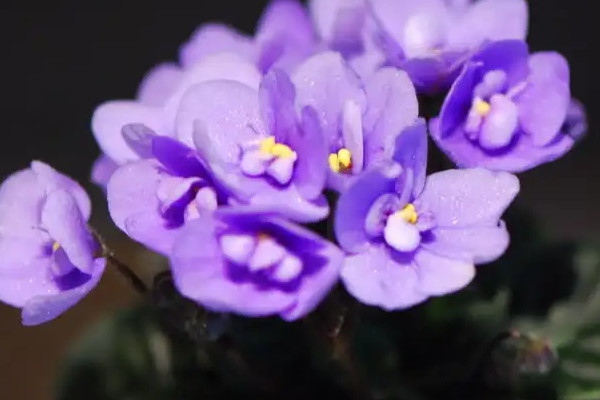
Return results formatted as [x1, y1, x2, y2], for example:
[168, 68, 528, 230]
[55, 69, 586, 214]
[430, 40, 586, 172]
[0, 162, 105, 325]
[292, 51, 418, 191]
[334, 120, 519, 310]
[170, 208, 343, 321]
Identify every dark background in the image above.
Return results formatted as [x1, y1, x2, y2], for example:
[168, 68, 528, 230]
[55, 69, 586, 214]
[0, 1, 596, 398]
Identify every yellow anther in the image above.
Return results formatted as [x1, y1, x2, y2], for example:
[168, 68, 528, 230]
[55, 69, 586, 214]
[396, 204, 418, 224]
[52, 242, 60, 252]
[271, 143, 294, 158]
[259, 136, 295, 158]
[328, 148, 353, 173]
[328, 154, 341, 173]
[259, 136, 276, 154]
[337, 148, 352, 169]
[474, 99, 491, 116]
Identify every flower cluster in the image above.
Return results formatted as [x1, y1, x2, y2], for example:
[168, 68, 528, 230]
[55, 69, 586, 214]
[0, 0, 586, 324]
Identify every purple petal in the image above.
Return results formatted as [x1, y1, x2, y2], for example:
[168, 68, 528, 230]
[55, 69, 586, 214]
[220, 234, 257, 265]
[175, 80, 266, 162]
[122, 123, 156, 159]
[341, 244, 428, 311]
[562, 98, 587, 141]
[41, 190, 97, 274]
[292, 51, 365, 141]
[281, 238, 342, 321]
[430, 118, 576, 172]
[517, 53, 570, 147]
[309, 0, 365, 47]
[259, 69, 297, 143]
[416, 168, 519, 228]
[107, 160, 177, 254]
[136, 62, 183, 106]
[448, 0, 528, 49]
[472, 40, 529, 85]
[391, 119, 428, 197]
[0, 169, 46, 235]
[289, 107, 328, 200]
[413, 249, 475, 296]
[170, 217, 297, 316]
[151, 136, 209, 178]
[250, 189, 329, 223]
[364, 193, 403, 237]
[91, 155, 118, 190]
[342, 100, 365, 173]
[422, 223, 509, 264]
[91, 101, 165, 164]
[363, 68, 419, 164]
[31, 161, 92, 220]
[335, 163, 402, 252]
[179, 23, 255, 69]
[256, 0, 316, 72]
[0, 233, 50, 278]
[0, 262, 55, 307]
[21, 257, 106, 326]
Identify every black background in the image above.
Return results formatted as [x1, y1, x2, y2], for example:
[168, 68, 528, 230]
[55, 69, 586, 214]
[0, 1, 597, 398]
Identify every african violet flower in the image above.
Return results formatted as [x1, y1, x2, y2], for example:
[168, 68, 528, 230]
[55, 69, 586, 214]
[107, 125, 224, 255]
[292, 51, 418, 191]
[170, 208, 343, 321]
[0, 162, 105, 325]
[174, 68, 329, 223]
[309, 0, 528, 93]
[430, 40, 586, 172]
[334, 120, 519, 309]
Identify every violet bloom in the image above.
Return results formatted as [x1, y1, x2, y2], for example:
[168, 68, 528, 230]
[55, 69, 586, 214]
[292, 51, 418, 192]
[174, 69, 329, 223]
[0, 162, 105, 325]
[335, 121, 519, 309]
[430, 40, 586, 172]
[107, 125, 223, 255]
[170, 208, 343, 321]
[309, 0, 528, 93]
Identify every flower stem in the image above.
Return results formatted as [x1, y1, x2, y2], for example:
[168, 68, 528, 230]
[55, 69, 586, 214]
[107, 253, 149, 295]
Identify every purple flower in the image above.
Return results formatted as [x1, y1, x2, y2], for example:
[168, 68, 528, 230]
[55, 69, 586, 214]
[430, 40, 585, 172]
[174, 69, 330, 223]
[334, 120, 519, 310]
[292, 51, 418, 191]
[0, 162, 105, 325]
[309, 0, 528, 93]
[107, 125, 224, 255]
[181, 0, 316, 74]
[170, 208, 343, 320]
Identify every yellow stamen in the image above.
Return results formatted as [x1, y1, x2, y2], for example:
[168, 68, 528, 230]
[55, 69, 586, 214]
[259, 136, 276, 154]
[328, 148, 353, 173]
[259, 137, 295, 159]
[396, 204, 418, 224]
[474, 99, 491, 116]
[52, 242, 60, 252]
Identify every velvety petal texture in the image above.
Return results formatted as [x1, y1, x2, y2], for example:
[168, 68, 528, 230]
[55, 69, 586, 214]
[0, 162, 105, 325]
[170, 209, 343, 321]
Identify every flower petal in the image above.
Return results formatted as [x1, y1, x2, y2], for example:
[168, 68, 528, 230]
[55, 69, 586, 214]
[363, 68, 419, 164]
[41, 190, 97, 274]
[413, 249, 475, 296]
[170, 217, 296, 316]
[292, 51, 365, 141]
[416, 168, 519, 228]
[391, 119, 428, 198]
[341, 244, 428, 310]
[136, 62, 183, 106]
[91, 101, 165, 164]
[335, 163, 402, 252]
[0, 261, 55, 308]
[91, 155, 118, 190]
[0, 169, 46, 235]
[175, 80, 266, 162]
[422, 223, 509, 264]
[179, 23, 255, 68]
[21, 257, 106, 326]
